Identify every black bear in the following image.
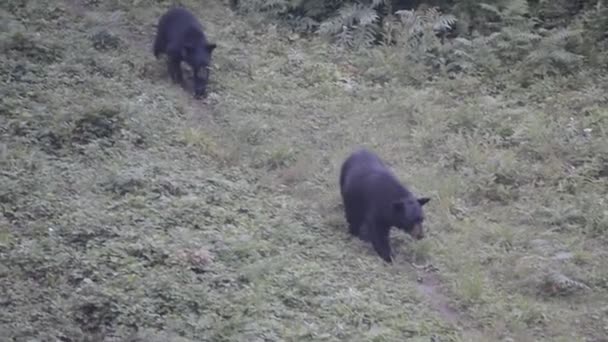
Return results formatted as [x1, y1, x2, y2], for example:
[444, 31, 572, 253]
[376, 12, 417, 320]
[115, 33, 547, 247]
[339, 148, 431, 263]
[153, 7, 217, 98]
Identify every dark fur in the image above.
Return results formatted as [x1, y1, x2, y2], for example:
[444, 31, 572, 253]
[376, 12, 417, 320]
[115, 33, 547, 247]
[339, 148, 431, 263]
[153, 7, 217, 98]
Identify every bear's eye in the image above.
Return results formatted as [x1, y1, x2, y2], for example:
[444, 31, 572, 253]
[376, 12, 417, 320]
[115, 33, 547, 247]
[183, 46, 195, 55]
[392, 201, 405, 213]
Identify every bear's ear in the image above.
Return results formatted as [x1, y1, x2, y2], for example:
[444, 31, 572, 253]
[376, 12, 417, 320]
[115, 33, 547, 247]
[206, 43, 217, 53]
[392, 200, 405, 213]
[417, 197, 431, 206]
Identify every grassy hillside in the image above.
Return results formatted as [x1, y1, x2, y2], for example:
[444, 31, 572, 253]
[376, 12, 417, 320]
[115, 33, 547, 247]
[1, 0, 607, 341]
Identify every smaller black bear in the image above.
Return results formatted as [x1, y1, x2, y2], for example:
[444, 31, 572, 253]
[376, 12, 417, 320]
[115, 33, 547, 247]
[339, 148, 431, 263]
[153, 7, 217, 98]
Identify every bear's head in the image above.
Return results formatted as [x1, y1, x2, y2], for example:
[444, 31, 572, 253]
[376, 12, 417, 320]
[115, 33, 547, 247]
[181, 28, 217, 97]
[391, 196, 431, 240]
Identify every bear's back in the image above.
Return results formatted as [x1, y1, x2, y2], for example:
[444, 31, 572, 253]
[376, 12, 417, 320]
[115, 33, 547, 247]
[340, 148, 408, 205]
[158, 7, 203, 38]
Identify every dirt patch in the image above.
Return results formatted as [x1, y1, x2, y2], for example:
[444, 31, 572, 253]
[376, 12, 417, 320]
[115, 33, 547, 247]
[413, 266, 462, 326]
[63, 0, 87, 16]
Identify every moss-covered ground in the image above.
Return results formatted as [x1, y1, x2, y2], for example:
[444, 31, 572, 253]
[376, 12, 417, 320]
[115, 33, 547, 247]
[1, 1, 607, 341]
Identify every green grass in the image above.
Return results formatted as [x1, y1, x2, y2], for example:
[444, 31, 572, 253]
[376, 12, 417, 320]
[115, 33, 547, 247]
[1, 0, 608, 341]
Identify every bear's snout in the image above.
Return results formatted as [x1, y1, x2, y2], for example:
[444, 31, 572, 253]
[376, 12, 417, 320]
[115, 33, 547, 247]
[411, 223, 425, 240]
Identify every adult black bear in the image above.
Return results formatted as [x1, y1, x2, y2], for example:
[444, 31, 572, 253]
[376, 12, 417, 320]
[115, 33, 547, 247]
[339, 148, 431, 263]
[153, 7, 217, 98]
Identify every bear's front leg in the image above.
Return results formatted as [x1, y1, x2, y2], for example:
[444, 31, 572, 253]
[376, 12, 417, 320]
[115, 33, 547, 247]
[167, 57, 183, 84]
[370, 225, 392, 263]
[358, 221, 372, 242]
[166, 47, 184, 84]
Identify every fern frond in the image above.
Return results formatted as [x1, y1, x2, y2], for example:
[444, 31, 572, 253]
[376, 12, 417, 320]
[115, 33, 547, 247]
[357, 7, 379, 26]
[260, 0, 289, 12]
[287, 15, 319, 33]
[299, 0, 331, 18]
[352, 24, 379, 49]
[319, 16, 346, 36]
[453, 37, 474, 47]
[544, 28, 582, 46]
[451, 48, 474, 60]
[478, 3, 501, 16]
[337, 3, 363, 26]
[371, 0, 388, 8]
[524, 48, 549, 63]
[335, 27, 354, 48]
[506, 0, 529, 16]
[548, 50, 584, 64]
[479, 32, 502, 45]
[419, 6, 441, 21]
[433, 14, 457, 32]
[509, 32, 542, 42]
[394, 9, 415, 23]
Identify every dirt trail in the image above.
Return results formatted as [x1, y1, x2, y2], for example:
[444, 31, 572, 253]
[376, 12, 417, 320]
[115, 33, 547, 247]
[408, 262, 486, 340]
[414, 269, 461, 325]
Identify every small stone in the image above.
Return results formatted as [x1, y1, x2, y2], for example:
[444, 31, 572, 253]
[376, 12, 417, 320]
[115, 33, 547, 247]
[552, 251, 573, 261]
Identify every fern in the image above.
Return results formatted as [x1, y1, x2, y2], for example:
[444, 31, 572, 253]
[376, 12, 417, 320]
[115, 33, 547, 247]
[284, 15, 320, 33]
[453, 0, 529, 34]
[578, 5, 608, 68]
[334, 25, 353, 48]
[505, 0, 529, 17]
[319, 1, 382, 48]
[384, 7, 456, 52]
[235, 0, 292, 17]
[357, 6, 379, 26]
[478, 3, 502, 16]
[235, 0, 607, 76]
[520, 28, 585, 76]
[352, 22, 380, 49]
[534, 0, 584, 29]
[584, 6, 608, 40]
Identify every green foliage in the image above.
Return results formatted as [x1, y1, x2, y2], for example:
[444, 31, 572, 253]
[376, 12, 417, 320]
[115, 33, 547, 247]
[520, 28, 585, 76]
[532, 0, 586, 29]
[447, 23, 586, 82]
[451, 0, 529, 35]
[381, 6, 457, 47]
[578, 4, 608, 67]
[234, 0, 296, 17]
[319, 1, 382, 48]
[233, 0, 608, 75]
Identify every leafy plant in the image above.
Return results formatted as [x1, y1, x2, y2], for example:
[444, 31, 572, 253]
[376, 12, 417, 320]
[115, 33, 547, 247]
[318, 0, 385, 48]
[519, 28, 585, 77]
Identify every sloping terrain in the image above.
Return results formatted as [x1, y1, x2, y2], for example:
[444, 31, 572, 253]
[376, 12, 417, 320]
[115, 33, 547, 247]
[1, 0, 607, 341]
